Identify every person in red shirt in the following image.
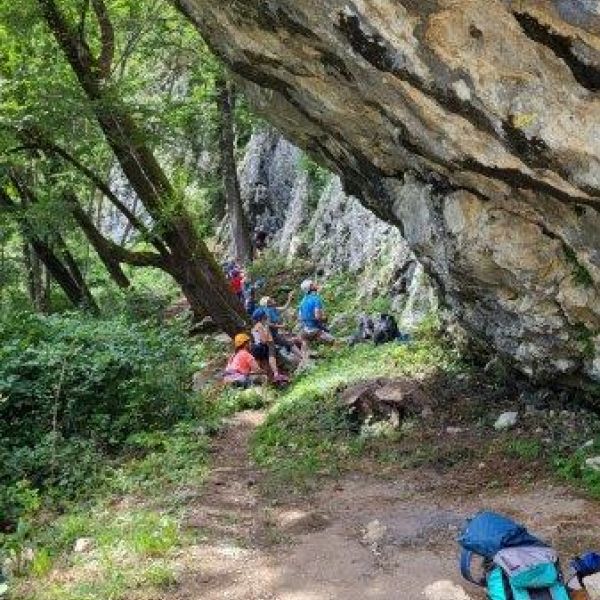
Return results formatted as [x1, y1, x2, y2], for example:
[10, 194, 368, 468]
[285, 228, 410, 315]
[223, 333, 266, 387]
[229, 269, 244, 302]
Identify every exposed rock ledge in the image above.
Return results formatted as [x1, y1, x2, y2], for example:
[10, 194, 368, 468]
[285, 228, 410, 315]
[176, 0, 600, 389]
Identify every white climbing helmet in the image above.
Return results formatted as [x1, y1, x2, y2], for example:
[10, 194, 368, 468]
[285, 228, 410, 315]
[300, 279, 315, 294]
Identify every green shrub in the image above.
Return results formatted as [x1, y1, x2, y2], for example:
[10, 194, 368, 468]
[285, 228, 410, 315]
[0, 312, 196, 521]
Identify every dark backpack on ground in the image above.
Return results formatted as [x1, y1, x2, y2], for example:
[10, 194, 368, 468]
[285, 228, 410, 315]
[349, 314, 375, 346]
[459, 512, 570, 600]
[373, 314, 399, 345]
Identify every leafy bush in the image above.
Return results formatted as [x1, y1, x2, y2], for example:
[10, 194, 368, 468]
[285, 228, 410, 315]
[0, 312, 196, 519]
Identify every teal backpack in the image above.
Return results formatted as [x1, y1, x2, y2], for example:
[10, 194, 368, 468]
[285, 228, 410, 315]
[459, 512, 571, 600]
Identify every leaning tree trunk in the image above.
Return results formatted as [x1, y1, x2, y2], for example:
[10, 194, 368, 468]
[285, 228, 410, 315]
[216, 77, 253, 265]
[37, 0, 248, 335]
[175, 0, 600, 389]
[29, 236, 97, 312]
[0, 188, 98, 312]
[66, 193, 131, 289]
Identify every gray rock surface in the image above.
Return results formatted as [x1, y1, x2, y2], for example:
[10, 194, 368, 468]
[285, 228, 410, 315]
[585, 456, 600, 472]
[238, 128, 304, 237]
[176, 0, 600, 389]
[424, 581, 472, 600]
[494, 411, 519, 431]
[73, 538, 94, 553]
[239, 127, 437, 327]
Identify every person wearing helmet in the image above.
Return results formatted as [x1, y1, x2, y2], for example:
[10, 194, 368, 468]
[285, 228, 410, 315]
[223, 333, 266, 387]
[259, 294, 303, 363]
[251, 308, 288, 383]
[298, 280, 335, 349]
[229, 267, 244, 302]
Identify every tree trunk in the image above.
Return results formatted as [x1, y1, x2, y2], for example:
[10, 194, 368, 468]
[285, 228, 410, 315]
[216, 77, 253, 265]
[30, 236, 98, 312]
[23, 241, 47, 313]
[37, 0, 247, 335]
[67, 193, 131, 288]
[55, 238, 98, 311]
[0, 188, 98, 312]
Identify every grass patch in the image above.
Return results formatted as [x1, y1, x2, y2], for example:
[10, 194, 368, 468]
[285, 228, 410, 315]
[6, 390, 218, 599]
[506, 438, 543, 461]
[252, 335, 464, 489]
[554, 436, 600, 498]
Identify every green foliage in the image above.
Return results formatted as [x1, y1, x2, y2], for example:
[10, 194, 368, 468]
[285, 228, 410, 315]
[0, 0, 260, 316]
[554, 435, 600, 498]
[26, 507, 183, 599]
[573, 323, 597, 359]
[506, 439, 542, 460]
[0, 312, 196, 519]
[564, 246, 594, 288]
[299, 154, 331, 209]
[142, 562, 177, 589]
[109, 422, 210, 497]
[555, 450, 600, 498]
[97, 266, 180, 322]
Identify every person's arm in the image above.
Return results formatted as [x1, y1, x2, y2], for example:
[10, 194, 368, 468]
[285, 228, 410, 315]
[314, 297, 326, 323]
[278, 291, 294, 311]
[249, 355, 263, 374]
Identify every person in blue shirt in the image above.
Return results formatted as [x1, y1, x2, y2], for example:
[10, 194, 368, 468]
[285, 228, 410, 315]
[298, 280, 335, 352]
[259, 294, 303, 363]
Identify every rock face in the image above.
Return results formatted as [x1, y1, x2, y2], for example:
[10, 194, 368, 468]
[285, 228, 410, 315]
[238, 127, 304, 236]
[176, 0, 600, 388]
[239, 127, 436, 324]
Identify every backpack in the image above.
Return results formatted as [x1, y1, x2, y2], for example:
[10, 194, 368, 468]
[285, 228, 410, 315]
[373, 314, 399, 345]
[459, 512, 571, 600]
[349, 314, 375, 346]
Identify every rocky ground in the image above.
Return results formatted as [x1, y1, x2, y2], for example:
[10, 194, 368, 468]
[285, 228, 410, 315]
[172, 406, 600, 600]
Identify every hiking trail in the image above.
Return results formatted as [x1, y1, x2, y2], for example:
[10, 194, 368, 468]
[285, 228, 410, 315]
[172, 409, 600, 600]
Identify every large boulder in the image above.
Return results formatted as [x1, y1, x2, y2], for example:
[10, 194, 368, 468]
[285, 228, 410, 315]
[176, 0, 600, 389]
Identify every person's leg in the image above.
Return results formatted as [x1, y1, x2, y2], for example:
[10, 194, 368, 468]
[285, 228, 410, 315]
[317, 330, 336, 344]
[275, 330, 303, 361]
[290, 342, 304, 360]
[267, 342, 281, 378]
[300, 330, 312, 361]
[249, 373, 267, 386]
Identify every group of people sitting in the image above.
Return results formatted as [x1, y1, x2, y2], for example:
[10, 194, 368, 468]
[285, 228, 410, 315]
[223, 279, 335, 388]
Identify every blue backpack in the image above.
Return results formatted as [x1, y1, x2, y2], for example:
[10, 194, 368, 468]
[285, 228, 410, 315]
[459, 512, 571, 600]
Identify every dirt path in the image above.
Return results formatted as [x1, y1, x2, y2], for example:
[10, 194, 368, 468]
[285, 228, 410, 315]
[175, 410, 600, 600]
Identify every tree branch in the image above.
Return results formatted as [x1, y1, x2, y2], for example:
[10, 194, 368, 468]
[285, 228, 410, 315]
[90, 0, 114, 79]
[64, 192, 167, 271]
[37, 0, 95, 75]
[77, 0, 90, 48]
[0, 184, 99, 312]
[11, 130, 170, 256]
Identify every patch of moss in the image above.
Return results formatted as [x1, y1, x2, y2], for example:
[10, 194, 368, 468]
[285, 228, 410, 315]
[299, 154, 331, 210]
[564, 246, 594, 288]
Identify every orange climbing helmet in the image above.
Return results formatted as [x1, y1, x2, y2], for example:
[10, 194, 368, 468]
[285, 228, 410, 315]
[234, 333, 251, 349]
